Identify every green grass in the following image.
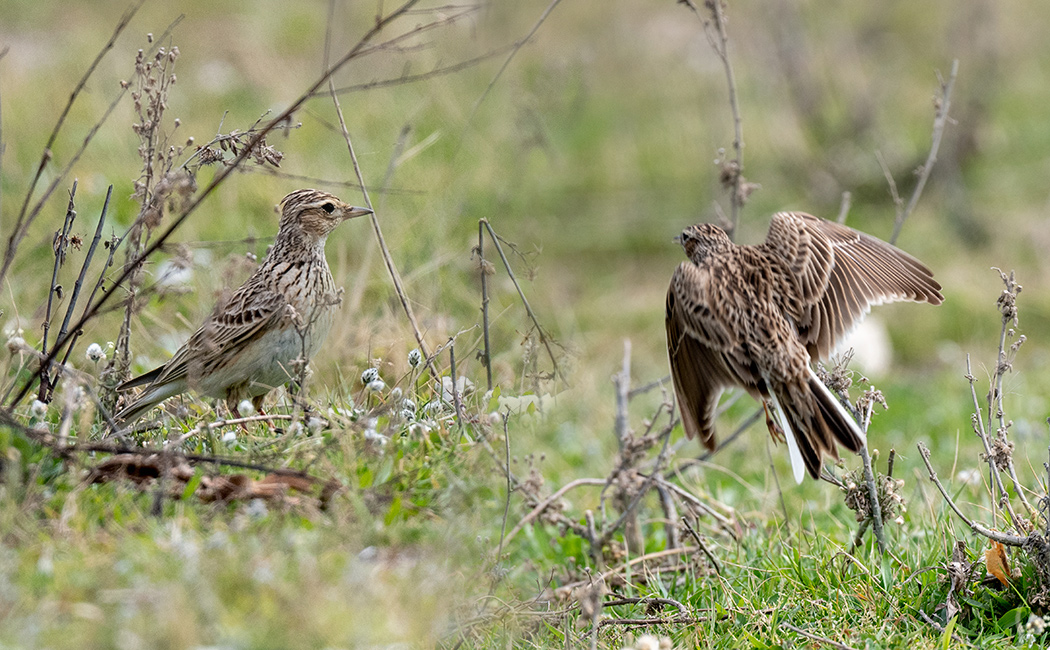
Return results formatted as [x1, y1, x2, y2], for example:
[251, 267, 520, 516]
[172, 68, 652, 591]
[3, 0, 1050, 647]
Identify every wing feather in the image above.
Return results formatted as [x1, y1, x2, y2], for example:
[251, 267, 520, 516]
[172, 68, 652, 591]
[666, 263, 737, 449]
[150, 288, 288, 386]
[764, 212, 943, 359]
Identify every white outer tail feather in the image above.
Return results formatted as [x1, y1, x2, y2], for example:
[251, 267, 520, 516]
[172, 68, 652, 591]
[764, 379, 806, 484]
[764, 368, 868, 485]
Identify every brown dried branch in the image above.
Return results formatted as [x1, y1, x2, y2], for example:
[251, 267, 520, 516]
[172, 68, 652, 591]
[890, 59, 959, 245]
[326, 66, 434, 372]
[0, 9, 178, 291]
[683, 0, 746, 237]
[916, 442, 1027, 547]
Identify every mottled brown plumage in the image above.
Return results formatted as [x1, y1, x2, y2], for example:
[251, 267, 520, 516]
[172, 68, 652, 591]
[665, 211, 943, 482]
[114, 189, 372, 424]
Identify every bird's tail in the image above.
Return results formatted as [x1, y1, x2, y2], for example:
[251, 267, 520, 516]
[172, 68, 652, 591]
[111, 380, 184, 428]
[765, 367, 866, 483]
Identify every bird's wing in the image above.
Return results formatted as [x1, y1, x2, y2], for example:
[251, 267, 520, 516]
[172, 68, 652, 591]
[148, 287, 289, 387]
[666, 262, 739, 450]
[764, 211, 943, 360]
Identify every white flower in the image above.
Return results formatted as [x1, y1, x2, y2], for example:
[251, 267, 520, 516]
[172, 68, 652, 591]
[407, 348, 422, 368]
[401, 397, 416, 412]
[390, 386, 403, 402]
[399, 409, 415, 421]
[30, 400, 47, 418]
[222, 431, 237, 443]
[367, 379, 386, 392]
[488, 412, 502, 426]
[307, 417, 325, 433]
[85, 343, 106, 362]
[361, 367, 380, 384]
[236, 399, 255, 417]
[424, 400, 444, 415]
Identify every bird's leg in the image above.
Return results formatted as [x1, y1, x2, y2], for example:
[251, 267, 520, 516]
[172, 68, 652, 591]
[252, 395, 277, 432]
[763, 399, 786, 444]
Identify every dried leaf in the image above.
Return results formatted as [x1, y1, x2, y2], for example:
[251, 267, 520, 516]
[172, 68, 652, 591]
[986, 541, 1011, 587]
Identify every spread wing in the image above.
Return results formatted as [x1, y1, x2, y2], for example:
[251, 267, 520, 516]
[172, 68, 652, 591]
[764, 211, 943, 360]
[144, 287, 289, 387]
[665, 262, 739, 450]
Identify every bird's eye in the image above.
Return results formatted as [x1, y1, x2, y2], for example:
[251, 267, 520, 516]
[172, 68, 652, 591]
[322, 202, 335, 214]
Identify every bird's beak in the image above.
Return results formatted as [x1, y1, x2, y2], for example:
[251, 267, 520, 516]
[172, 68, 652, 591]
[344, 206, 374, 219]
[672, 234, 682, 244]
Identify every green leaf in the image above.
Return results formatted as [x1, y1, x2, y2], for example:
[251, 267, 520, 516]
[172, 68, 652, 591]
[941, 615, 957, 650]
[384, 495, 402, 525]
[181, 470, 203, 500]
[996, 606, 1028, 631]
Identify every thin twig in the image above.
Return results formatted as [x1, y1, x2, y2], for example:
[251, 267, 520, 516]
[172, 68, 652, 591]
[0, 410, 330, 482]
[965, 354, 1022, 531]
[448, 338, 465, 427]
[476, 220, 493, 391]
[56, 187, 112, 374]
[38, 183, 79, 401]
[0, 2, 144, 288]
[327, 70, 434, 373]
[686, 0, 745, 237]
[859, 444, 886, 553]
[612, 339, 631, 451]
[890, 59, 959, 245]
[917, 442, 1027, 546]
[503, 478, 608, 545]
[655, 484, 681, 551]
[480, 219, 562, 382]
[836, 191, 852, 224]
[627, 375, 669, 400]
[494, 413, 512, 571]
[327, 43, 518, 98]
[465, 0, 564, 126]
[681, 515, 721, 574]
[779, 622, 859, 650]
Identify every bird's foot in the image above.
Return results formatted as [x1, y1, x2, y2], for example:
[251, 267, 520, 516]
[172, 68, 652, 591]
[763, 400, 786, 444]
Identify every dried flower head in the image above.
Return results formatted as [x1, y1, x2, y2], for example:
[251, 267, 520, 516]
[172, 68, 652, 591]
[407, 348, 422, 368]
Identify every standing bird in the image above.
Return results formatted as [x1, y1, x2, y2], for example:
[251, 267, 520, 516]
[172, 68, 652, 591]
[665, 212, 942, 483]
[114, 189, 372, 424]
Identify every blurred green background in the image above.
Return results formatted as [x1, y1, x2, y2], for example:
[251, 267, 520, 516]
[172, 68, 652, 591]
[3, 0, 1050, 646]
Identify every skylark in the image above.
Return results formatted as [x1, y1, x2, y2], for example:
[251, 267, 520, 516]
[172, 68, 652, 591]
[665, 211, 943, 483]
[114, 189, 372, 424]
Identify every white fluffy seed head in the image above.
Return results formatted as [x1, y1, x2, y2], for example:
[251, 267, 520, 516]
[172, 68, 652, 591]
[30, 400, 47, 418]
[85, 343, 106, 362]
[237, 399, 255, 417]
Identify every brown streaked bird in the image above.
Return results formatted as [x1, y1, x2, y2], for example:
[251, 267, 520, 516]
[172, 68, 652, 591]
[114, 189, 372, 425]
[665, 211, 943, 483]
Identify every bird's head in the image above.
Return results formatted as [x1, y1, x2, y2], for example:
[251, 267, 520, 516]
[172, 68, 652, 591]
[278, 189, 372, 238]
[674, 223, 732, 263]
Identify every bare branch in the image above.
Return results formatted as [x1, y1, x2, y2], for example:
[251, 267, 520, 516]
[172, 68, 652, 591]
[916, 442, 1027, 546]
[890, 59, 959, 245]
